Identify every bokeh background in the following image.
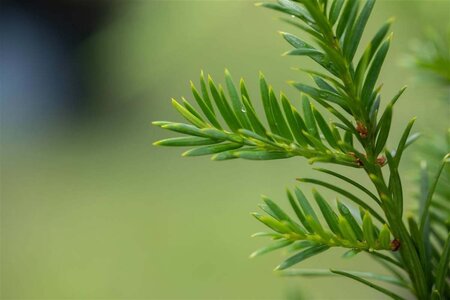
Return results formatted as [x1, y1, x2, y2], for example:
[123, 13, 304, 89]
[1, 0, 449, 299]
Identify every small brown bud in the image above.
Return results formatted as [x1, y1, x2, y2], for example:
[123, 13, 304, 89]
[356, 158, 363, 167]
[390, 239, 400, 251]
[348, 151, 363, 167]
[377, 156, 386, 166]
[356, 122, 368, 139]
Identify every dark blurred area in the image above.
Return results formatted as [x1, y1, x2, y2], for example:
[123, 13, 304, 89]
[0, 0, 114, 138]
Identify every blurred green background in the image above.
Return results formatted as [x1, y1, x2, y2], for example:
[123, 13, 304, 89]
[1, 1, 449, 299]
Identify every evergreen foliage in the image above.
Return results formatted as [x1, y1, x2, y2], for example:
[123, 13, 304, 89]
[154, 1, 449, 299]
